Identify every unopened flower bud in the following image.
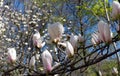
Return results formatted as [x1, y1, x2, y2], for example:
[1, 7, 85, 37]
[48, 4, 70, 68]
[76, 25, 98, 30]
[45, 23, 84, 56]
[42, 50, 53, 72]
[111, 1, 120, 19]
[66, 41, 74, 58]
[33, 30, 43, 48]
[7, 48, 17, 63]
[98, 20, 112, 43]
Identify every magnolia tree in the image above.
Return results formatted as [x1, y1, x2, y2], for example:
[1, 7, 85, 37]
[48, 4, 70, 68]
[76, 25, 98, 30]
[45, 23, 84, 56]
[0, 0, 120, 76]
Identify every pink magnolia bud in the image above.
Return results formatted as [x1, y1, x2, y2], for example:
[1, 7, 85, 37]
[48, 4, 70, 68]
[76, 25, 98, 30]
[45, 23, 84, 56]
[29, 56, 36, 67]
[111, 1, 120, 19]
[33, 30, 43, 48]
[66, 41, 74, 58]
[7, 48, 17, 63]
[69, 34, 78, 49]
[48, 22, 64, 43]
[42, 50, 53, 72]
[98, 21, 112, 43]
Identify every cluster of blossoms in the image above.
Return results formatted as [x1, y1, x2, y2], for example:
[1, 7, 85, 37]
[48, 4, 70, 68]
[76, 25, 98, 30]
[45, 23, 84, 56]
[91, 1, 120, 46]
[91, 20, 112, 45]
[6, 1, 120, 75]
[7, 22, 84, 73]
[33, 22, 84, 72]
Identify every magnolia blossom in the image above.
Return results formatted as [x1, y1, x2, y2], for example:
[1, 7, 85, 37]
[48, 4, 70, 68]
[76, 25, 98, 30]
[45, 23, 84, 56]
[65, 41, 74, 58]
[42, 50, 53, 72]
[91, 32, 101, 45]
[7, 48, 17, 63]
[29, 56, 36, 67]
[47, 22, 64, 43]
[33, 30, 44, 48]
[111, 1, 120, 19]
[98, 20, 112, 43]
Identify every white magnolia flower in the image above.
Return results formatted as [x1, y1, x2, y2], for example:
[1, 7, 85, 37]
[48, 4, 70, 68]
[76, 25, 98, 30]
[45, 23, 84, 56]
[48, 22, 64, 43]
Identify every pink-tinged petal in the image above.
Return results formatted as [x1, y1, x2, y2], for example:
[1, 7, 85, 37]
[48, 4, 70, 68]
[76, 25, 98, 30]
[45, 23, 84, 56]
[46, 62, 52, 72]
[66, 41, 74, 57]
[36, 39, 42, 48]
[32, 30, 44, 48]
[42, 50, 53, 72]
